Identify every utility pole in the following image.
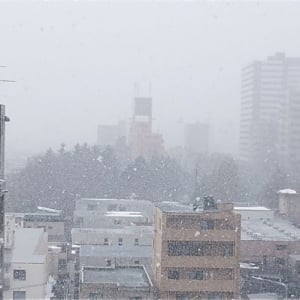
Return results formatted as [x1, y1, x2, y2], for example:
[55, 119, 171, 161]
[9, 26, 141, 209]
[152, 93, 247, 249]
[0, 66, 14, 300]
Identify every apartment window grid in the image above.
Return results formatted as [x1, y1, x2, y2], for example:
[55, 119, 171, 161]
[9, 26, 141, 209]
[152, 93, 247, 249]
[167, 268, 234, 281]
[167, 241, 235, 257]
[166, 216, 235, 230]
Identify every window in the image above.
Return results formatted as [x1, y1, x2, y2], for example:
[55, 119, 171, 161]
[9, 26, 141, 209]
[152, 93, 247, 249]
[104, 238, 109, 245]
[189, 271, 204, 280]
[134, 238, 139, 246]
[13, 291, 26, 300]
[223, 243, 234, 256]
[89, 293, 103, 300]
[134, 260, 140, 265]
[200, 219, 214, 230]
[106, 259, 112, 267]
[118, 237, 123, 246]
[13, 269, 26, 280]
[168, 270, 179, 280]
[276, 244, 287, 250]
[129, 297, 142, 300]
[114, 219, 121, 225]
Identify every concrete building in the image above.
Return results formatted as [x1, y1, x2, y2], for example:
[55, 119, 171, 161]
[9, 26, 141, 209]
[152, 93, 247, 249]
[240, 52, 300, 165]
[153, 200, 241, 300]
[129, 97, 164, 159]
[4, 228, 48, 300]
[72, 225, 153, 246]
[79, 266, 154, 299]
[73, 198, 154, 228]
[97, 121, 127, 148]
[184, 122, 209, 154]
[278, 189, 300, 225]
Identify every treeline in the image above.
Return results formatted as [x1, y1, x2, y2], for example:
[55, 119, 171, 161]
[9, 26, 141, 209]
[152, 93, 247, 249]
[6, 144, 191, 215]
[6, 143, 290, 215]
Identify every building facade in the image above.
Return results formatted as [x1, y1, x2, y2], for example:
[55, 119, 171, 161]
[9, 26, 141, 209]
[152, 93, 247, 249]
[129, 97, 164, 159]
[153, 201, 241, 300]
[4, 228, 48, 300]
[240, 52, 300, 165]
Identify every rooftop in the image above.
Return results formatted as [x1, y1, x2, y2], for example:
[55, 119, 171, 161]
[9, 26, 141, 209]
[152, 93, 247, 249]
[241, 217, 300, 241]
[12, 228, 47, 264]
[235, 206, 271, 211]
[157, 201, 201, 213]
[82, 266, 152, 288]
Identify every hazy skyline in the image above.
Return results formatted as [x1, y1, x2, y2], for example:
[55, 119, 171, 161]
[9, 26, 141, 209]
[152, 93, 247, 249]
[1, 1, 300, 163]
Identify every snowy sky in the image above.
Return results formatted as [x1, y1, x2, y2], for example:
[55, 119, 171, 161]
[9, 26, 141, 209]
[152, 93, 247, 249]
[1, 1, 300, 159]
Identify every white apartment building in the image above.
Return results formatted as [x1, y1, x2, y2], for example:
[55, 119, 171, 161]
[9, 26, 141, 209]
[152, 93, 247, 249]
[4, 228, 48, 300]
[73, 198, 154, 228]
[71, 225, 153, 246]
[240, 52, 300, 165]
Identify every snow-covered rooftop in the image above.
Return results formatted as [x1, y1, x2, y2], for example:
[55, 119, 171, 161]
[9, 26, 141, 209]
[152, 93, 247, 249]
[278, 189, 297, 194]
[241, 217, 300, 241]
[105, 211, 143, 218]
[82, 266, 152, 287]
[234, 206, 271, 211]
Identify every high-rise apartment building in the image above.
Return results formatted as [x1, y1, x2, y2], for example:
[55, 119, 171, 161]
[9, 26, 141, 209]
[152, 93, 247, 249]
[129, 97, 164, 159]
[153, 199, 241, 300]
[240, 52, 300, 165]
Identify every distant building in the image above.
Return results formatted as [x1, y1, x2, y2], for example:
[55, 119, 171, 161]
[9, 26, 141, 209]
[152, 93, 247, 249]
[278, 189, 300, 225]
[184, 122, 209, 154]
[73, 198, 154, 228]
[240, 52, 300, 165]
[153, 199, 241, 299]
[4, 228, 48, 300]
[129, 97, 164, 159]
[97, 121, 127, 148]
[79, 266, 154, 300]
